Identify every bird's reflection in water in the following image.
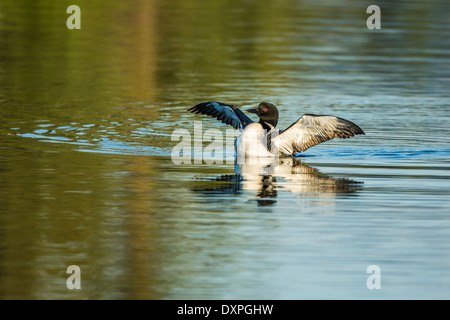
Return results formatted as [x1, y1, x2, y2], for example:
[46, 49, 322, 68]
[192, 158, 363, 206]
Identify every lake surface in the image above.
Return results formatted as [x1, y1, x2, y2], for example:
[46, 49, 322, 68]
[0, 0, 449, 299]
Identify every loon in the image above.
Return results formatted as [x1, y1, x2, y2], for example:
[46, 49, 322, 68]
[188, 101, 364, 158]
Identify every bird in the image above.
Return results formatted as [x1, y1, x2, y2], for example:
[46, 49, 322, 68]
[188, 101, 364, 159]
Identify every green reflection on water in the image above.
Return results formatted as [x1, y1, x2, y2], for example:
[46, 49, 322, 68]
[0, 146, 168, 299]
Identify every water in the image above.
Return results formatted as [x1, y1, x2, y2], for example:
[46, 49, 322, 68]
[0, 0, 449, 299]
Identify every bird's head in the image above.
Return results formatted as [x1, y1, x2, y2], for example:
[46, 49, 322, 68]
[246, 102, 279, 129]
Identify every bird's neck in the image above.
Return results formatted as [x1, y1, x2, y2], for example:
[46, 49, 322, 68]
[259, 119, 277, 131]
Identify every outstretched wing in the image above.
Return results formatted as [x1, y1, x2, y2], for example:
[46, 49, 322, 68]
[272, 114, 365, 156]
[188, 101, 254, 130]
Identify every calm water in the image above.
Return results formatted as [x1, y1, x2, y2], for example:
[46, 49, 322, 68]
[0, 0, 449, 299]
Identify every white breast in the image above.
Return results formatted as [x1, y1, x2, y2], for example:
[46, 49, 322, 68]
[235, 123, 275, 164]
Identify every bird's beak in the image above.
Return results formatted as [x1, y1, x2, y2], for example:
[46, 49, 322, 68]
[246, 108, 258, 114]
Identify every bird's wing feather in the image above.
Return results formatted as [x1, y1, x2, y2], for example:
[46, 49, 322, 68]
[188, 101, 254, 130]
[271, 114, 365, 156]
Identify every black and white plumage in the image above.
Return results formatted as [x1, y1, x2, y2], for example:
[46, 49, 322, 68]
[188, 101, 364, 158]
[272, 114, 365, 155]
[187, 101, 254, 130]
